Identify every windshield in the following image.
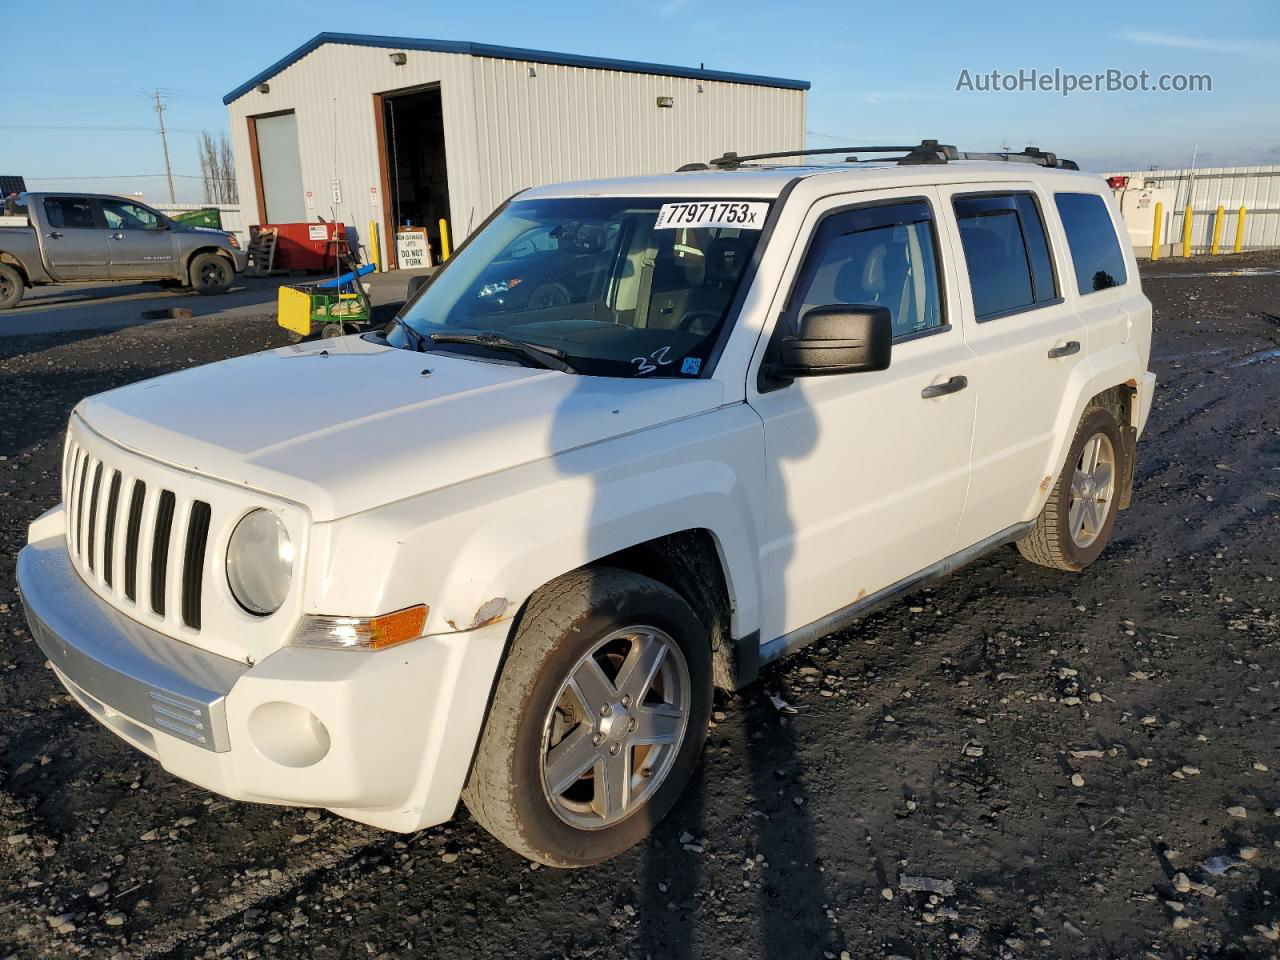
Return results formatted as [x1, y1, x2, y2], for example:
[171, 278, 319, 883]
[394, 196, 770, 377]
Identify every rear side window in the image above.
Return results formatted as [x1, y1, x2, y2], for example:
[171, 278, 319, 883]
[1054, 192, 1127, 294]
[785, 199, 945, 340]
[954, 193, 1058, 320]
[43, 197, 97, 230]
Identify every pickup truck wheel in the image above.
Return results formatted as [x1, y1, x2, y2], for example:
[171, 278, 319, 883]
[0, 263, 24, 310]
[462, 567, 712, 867]
[189, 253, 233, 295]
[1017, 406, 1122, 571]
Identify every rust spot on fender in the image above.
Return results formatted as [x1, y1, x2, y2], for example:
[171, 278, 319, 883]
[1039, 474, 1053, 493]
[469, 597, 511, 629]
[1125, 378, 1138, 387]
[855, 588, 867, 601]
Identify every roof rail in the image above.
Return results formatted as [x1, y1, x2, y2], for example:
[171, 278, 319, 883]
[684, 140, 1076, 171]
[957, 147, 1079, 170]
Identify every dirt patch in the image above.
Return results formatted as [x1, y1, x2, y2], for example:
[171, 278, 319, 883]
[0, 261, 1277, 959]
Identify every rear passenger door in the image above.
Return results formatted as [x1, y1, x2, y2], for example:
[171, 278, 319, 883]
[1053, 191, 1135, 359]
[936, 184, 1088, 550]
[39, 196, 110, 280]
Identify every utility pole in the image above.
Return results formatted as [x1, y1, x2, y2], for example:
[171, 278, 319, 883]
[152, 90, 176, 203]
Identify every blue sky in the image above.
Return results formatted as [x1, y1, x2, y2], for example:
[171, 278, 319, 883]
[5, 0, 1277, 203]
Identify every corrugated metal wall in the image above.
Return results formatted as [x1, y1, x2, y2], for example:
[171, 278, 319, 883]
[1109, 165, 1280, 253]
[226, 42, 804, 261]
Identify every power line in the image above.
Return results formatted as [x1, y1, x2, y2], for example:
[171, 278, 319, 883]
[26, 174, 235, 181]
[10, 124, 209, 134]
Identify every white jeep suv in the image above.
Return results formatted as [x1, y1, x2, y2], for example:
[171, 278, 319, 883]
[18, 142, 1155, 866]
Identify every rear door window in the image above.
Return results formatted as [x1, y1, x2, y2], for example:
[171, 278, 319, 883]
[1054, 192, 1127, 293]
[953, 192, 1058, 320]
[43, 197, 98, 230]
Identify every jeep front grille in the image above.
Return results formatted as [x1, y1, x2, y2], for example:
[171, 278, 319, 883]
[64, 438, 212, 632]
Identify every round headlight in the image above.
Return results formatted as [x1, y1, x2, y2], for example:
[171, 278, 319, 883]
[226, 510, 294, 615]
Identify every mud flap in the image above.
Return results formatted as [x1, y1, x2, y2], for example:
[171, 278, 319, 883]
[717, 630, 760, 691]
[1117, 423, 1138, 510]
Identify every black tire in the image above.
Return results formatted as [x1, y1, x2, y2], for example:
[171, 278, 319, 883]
[462, 566, 712, 867]
[189, 252, 233, 296]
[1017, 406, 1123, 571]
[0, 263, 25, 310]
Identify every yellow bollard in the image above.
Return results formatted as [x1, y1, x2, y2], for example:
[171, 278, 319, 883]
[1150, 202, 1163, 260]
[1234, 206, 1246, 254]
[1210, 205, 1225, 255]
[1181, 204, 1193, 257]
[368, 220, 383, 272]
[438, 219, 451, 261]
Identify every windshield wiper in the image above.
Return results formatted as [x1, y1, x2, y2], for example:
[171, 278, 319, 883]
[429, 332, 579, 373]
[386, 316, 429, 352]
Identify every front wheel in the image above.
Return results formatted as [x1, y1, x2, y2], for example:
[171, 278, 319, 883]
[462, 567, 712, 867]
[189, 253, 233, 295]
[0, 263, 25, 310]
[1018, 406, 1123, 571]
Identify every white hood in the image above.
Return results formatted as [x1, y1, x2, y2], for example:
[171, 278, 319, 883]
[77, 336, 726, 521]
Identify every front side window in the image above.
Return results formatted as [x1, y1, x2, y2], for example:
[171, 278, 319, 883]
[43, 197, 96, 230]
[954, 192, 1058, 320]
[783, 199, 945, 340]
[1054, 192, 1127, 294]
[396, 197, 770, 377]
[102, 201, 162, 231]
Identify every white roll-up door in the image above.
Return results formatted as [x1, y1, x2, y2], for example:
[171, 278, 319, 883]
[255, 112, 305, 224]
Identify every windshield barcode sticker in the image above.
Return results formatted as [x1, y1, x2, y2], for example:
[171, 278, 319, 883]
[654, 201, 769, 230]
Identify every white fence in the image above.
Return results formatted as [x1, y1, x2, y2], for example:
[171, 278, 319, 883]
[1108, 165, 1280, 256]
[154, 204, 248, 247]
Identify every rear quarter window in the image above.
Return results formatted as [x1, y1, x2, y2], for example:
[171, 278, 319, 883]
[1054, 192, 1127, 294]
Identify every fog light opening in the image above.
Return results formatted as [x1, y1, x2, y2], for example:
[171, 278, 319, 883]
[248, 701, 331, 768]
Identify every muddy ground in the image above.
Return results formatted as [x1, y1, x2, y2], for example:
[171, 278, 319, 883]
[0, 253, 1276, 960]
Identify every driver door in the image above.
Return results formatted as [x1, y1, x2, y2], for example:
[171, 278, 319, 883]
[101, 200, 177, 279]
[748, 188, 978, 643]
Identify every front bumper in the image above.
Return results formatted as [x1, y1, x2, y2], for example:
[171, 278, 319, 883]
[229, 248, 249, 273]
[17, 520, 509, 832]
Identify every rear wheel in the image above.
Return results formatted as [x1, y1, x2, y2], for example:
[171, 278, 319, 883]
[189, 253, 233, 295]
[0, 263, 25, 310]
[462, 567, 712, 867]
[1017, 406, 1123, 571]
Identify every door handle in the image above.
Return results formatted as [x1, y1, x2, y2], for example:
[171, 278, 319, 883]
[1048, 340, 1081, 359]
[921, 375, 968, 399]
[108, 232, 125, 241]
[47, 231, 63, 240]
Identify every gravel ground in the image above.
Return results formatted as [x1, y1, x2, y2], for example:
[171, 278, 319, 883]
[0, 254, 1277, 960]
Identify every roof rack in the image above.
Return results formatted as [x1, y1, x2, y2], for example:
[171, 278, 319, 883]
[683, 140, 1078, 171]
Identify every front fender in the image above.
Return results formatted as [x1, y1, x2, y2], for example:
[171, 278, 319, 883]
[303, 405, 767, 641]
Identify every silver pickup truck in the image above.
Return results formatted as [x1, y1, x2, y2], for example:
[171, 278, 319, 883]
[0, 193, 248, 310]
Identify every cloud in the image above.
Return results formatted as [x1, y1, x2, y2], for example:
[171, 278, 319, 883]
[1121, 31, 1280, 58]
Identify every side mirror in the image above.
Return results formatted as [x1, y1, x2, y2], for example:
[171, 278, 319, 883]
[406, 274, 431, 300]
[768, 304, 892, 379]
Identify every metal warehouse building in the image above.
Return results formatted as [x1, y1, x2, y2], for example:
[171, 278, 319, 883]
[224, 33, 808, 267]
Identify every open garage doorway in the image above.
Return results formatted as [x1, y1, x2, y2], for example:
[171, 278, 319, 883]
[375, 85, 452, 268]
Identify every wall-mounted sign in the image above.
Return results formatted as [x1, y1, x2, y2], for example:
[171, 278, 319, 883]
[329, 179, 342, 204]
[395, 229, 430, 269]
[308, 224, 328, 241]
[305, 190, 315, 209]
[370, 185, 379, 207]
